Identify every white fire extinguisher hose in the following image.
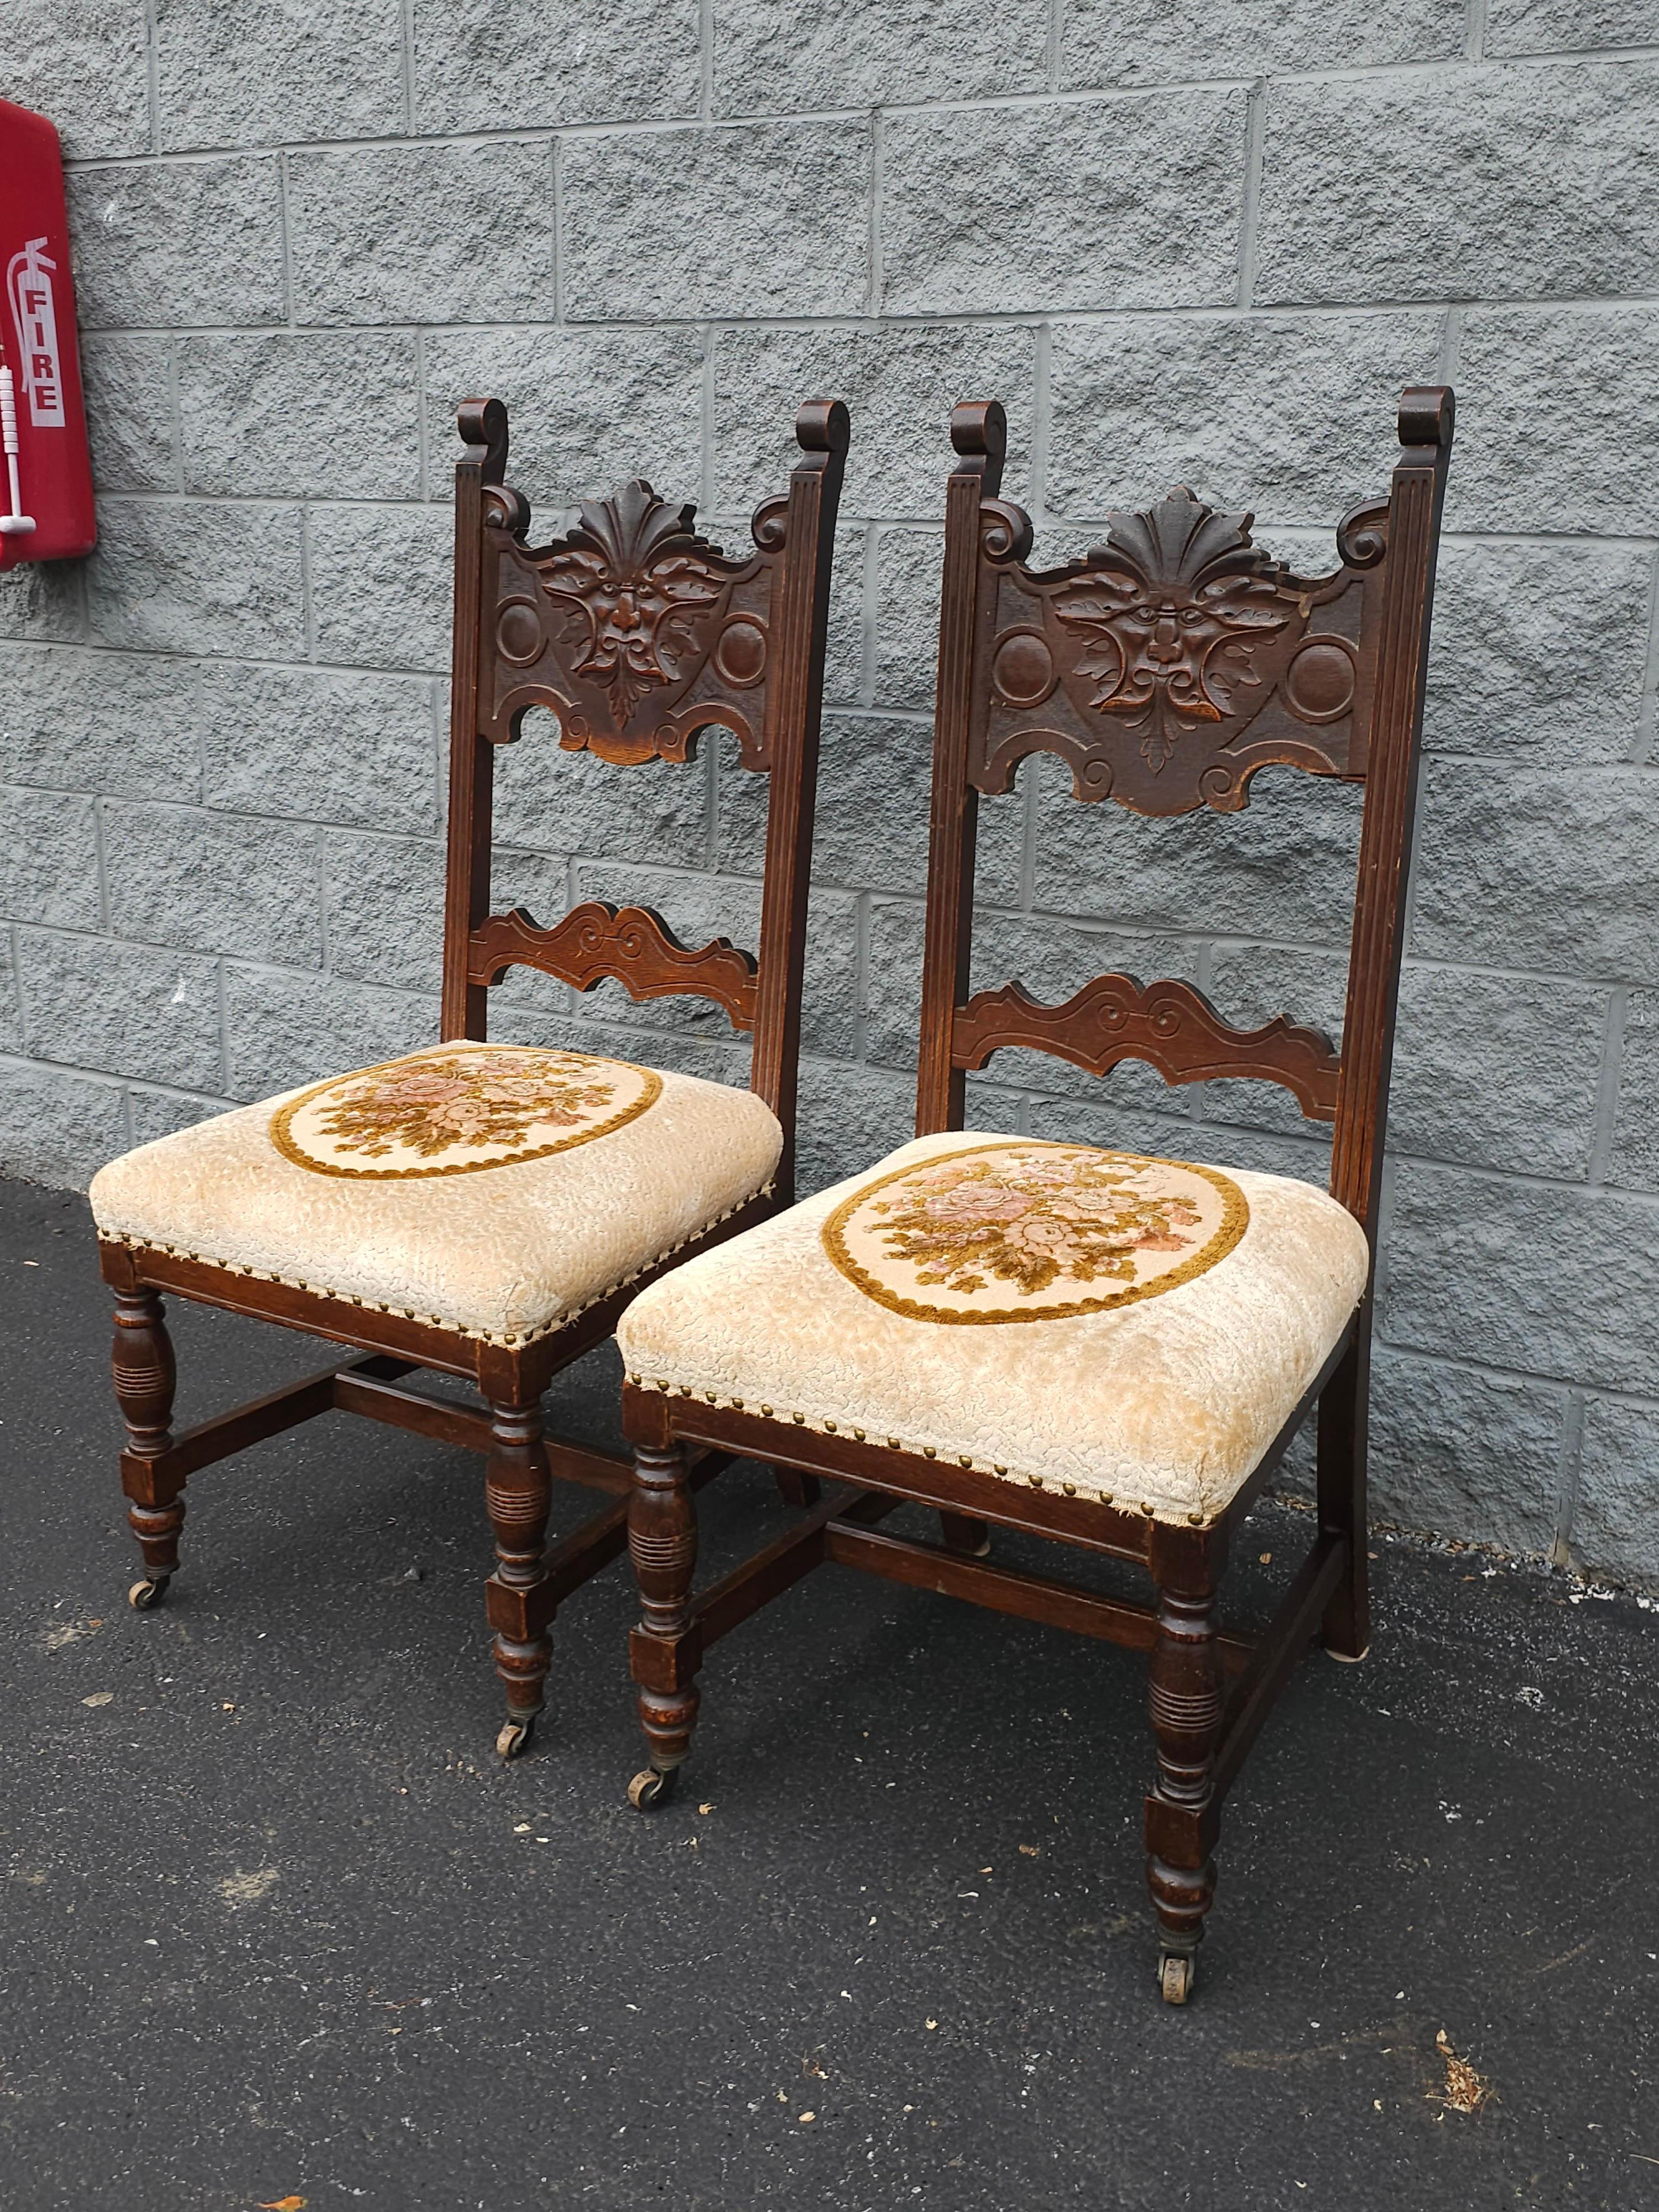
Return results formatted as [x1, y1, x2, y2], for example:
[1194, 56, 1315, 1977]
[0, 350, 37, 536]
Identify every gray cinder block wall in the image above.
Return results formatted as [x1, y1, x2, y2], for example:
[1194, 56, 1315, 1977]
[3, 2, 1657, 1583]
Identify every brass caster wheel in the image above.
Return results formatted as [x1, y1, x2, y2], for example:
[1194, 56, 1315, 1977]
[628, 1765, 677, 1810]
[1159, 1951, 1194, 2006]
[128, 1575, 170, 1611]
[496, 1717, 536, 1762]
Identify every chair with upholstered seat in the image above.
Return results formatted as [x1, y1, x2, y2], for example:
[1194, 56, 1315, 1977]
[613, 390, 1453, 2000]
[92, 394, 849, 1758]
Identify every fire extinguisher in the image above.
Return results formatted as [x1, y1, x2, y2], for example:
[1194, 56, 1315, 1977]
[0, 97, 96, 569]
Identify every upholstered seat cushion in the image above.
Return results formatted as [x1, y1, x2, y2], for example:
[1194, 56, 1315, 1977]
[617, 1131, 1369, 1526]
[90, 1042, 782, 1349]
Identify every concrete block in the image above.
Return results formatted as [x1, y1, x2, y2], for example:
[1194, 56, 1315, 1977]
[222, 966, 434, 1100]
[493, 724, 711, 867]
[1258, 64, 1659, 305]
[0, 790, 101, 928]
[154, 0, 405, 149]
[421, 327, 706, 512]
[80, 336, 179, 495]
[1423, 540, 1653, 763]
[712, 0, 1049, 113]
[1034, 751, 1365, 947]
[1029, 1088, 1211, 1163]
[179, 334, 421, 501]
[1368, 1347, 1567, 1557]
[15, 928, 223, 1092]
[562, 122, 871, 321]
[199, 664, 439, 831]
[324, 831, 568, 994]
[287, 144, 555, 327]
[5, 0, 151, 158]
[0, 566, 84, 646]
[712, 325, 1037, 521]
[881, 92, 1248, 316]
[128, 1086, 236, 1145]
[1608, 990, 1659, 1194]
[0, 938, 20, 1052]
[66, 158, 285, 330]
[308, 504, 451, 675]
[0, 1058, 128, 1188]
[870, 528, 941, 710]
[1380, 1160, 1659, 1394]
[1060, 0, 1460, 81]
[1390, 964, 1608, 1180]
[1410, 762, 1659, 987]
[494, 1000, 756, 1093]
[0, 648, 201, 803]
[1485, 0, 1659, 56]
[104, 802, 323, 968]
[718, 711, 1024, 903]
[1574, 1396, 1659, 1589]
[794, 1055, 914, 1195]
[411, 0, 700, 132]
[86, 500, 305, 661]
[1047, 313, 1445, 527]
[1448, 307, 1659, 534]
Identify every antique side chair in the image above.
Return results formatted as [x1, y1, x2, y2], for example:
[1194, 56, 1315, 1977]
[613, 389, 1453, 2000]
[90, 395, 849, 1759]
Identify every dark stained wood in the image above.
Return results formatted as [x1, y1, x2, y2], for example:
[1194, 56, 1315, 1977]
[624, 387, 1454, 2001]
[627, 1440, 702, 1782]
[952, 972, 1341, 1121]
[100, 394, 848, 1751]
[1212, 1531, 1345, 1802]
[467, 900, 758, 1030]
[823, 1520, 1254, 1671]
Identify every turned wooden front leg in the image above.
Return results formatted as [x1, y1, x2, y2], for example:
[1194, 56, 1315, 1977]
[1144, 1556, 1224, 1979]
[627, 1439, 701, 1777]
[113, 1288, 182, 1583]
[483, 1396, 554, 1729]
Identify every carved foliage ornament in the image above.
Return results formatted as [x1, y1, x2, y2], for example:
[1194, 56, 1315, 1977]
[486, 479, 774, 766]
[980, 487, 1371, 814]
[540, 482, 738, 724]
[1048, 493, 1296, 773]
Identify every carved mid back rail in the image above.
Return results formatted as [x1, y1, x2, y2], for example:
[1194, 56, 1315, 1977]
[443, 395, 850, 1193]
[919, 392, 1455, 1240]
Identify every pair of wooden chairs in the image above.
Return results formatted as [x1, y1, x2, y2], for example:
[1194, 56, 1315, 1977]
[90, 385, 1453, 2002]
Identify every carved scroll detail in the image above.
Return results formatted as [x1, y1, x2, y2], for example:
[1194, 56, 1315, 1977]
[975, 486, 1376, 816]
[952, 974, 1341, 1121]
[483, 478, 773, 768]
[467, 902, 758, 1032]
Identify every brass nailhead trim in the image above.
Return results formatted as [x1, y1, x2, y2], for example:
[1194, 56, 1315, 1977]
[824, 1419, 838, 1432]
[993, 1464, 1008, 1476]
[1062, 1481, 1076, 1495]
[922, 1446, 936, 1459]
[853, 1428, 865, 1441]
[959, 1455, 972, 1468]
[761, 1404, 773, 1416]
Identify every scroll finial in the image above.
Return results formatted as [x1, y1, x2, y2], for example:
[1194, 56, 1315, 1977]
[1397, 384, 1454, 451]
[951, 400, 1006, 467]
[794, 397, 849, 456]
[456, 396, 509, 485]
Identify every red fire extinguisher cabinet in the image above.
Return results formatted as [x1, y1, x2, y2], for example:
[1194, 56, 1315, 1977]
[0, 97, 96, 569]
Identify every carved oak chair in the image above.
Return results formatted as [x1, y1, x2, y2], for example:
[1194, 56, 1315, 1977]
[613, 389, 1453, 2000]
[90, 395, 849, 1759]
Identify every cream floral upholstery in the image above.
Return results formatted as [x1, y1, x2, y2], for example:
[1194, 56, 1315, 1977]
[91, 1043, 782, 1349]
[617, 1131, 1369, 1526]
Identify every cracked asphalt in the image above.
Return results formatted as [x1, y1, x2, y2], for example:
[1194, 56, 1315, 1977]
[3, 1173, 1657, 2210]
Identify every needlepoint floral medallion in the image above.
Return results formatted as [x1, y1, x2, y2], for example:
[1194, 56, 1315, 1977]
[269, 1044, 663, 1180]
[822, 1141, 1248, 1324]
